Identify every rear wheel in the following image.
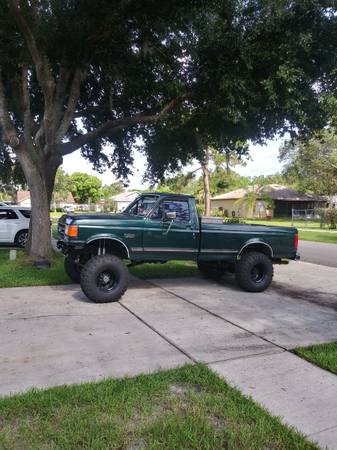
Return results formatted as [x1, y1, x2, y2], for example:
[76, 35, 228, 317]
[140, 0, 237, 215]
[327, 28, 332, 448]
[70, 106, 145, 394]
[80, 255, 129, 303]
[15, 230, 29, 248]
[64, 256, 81, 283]
[235, 251, 273, 292]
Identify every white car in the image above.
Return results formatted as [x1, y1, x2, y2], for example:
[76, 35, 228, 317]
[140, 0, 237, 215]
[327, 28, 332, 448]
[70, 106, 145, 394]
[0, 205, 31, 247]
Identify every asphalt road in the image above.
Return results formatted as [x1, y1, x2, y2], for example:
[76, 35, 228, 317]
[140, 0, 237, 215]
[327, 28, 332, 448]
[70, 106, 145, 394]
[299, 239, 337, 268]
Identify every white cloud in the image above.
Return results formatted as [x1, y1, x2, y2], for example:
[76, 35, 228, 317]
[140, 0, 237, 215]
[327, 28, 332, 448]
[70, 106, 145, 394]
[235, 138, 286, 177]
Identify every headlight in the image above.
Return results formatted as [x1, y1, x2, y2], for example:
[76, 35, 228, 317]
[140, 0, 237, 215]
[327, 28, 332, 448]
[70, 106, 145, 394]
[65, 225, 78, 237]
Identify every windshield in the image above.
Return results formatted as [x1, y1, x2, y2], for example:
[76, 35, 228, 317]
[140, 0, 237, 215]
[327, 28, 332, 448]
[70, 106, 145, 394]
[124, 195, 159, 216]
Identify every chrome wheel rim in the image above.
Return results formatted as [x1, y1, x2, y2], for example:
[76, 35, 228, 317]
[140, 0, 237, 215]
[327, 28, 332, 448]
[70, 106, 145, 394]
[18, 232, 28, 247]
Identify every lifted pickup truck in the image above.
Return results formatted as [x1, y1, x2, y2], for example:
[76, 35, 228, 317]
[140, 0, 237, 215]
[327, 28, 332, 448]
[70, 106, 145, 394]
[57, 192, 299, 303]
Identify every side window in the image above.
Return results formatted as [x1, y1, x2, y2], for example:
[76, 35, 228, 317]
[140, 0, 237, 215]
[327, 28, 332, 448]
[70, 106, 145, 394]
[151, 200, 190, 223]
[7, 210, 18, 219]
[127, 196, 157, 216]
[19, 210, 31, 219]
[0, 209, 18, 220]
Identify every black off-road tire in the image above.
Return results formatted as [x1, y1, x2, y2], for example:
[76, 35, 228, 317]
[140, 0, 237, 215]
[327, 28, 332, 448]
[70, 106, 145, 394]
[80, 255, 129, 303]
[15, 230, 29, 248]
[64, 256, 81, 283]
[235, 251, 273, 292]
[197, 261, 224, 280]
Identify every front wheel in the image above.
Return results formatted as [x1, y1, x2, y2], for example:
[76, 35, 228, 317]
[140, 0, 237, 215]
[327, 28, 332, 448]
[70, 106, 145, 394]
[235, 251, 273, 292]
[80, 255, 129, 303]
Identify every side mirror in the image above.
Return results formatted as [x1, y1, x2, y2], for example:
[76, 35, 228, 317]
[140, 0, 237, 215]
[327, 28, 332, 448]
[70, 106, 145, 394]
[164, 211, 176, 221]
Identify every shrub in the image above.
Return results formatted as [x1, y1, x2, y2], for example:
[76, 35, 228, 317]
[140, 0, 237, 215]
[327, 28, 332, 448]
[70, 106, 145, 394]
[315, 207, 337, 229]
[211, 209, 245, 224]
[224, 217, 245, 224]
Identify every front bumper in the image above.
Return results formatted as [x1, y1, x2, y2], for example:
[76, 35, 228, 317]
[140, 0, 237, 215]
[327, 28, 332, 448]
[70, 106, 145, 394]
[56, 239, 85, 254]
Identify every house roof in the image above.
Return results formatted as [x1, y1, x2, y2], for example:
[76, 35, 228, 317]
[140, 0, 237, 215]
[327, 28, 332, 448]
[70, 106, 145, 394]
[260, 184, 325, 202]
[17, 190, 30, 203]
[17, 190, 76, 204]
[54, 192, 75, 203]
[211, 184, 326, 202]
[211, 188, 248, 200]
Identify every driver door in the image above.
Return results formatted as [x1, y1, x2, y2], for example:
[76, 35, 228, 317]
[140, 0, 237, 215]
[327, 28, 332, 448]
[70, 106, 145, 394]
[142, 197, 199, 260]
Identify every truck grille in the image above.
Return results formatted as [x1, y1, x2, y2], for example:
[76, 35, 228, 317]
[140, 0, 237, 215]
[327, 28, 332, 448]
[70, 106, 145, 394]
[58, 222, 66, 239]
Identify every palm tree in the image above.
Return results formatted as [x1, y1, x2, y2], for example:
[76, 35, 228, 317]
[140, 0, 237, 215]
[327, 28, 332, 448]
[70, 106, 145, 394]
[235, 185, 274, 218]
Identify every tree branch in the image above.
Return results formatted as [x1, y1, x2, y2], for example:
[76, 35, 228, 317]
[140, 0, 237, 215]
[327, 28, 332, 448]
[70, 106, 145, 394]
[53, 66, 70, 125]
[9, 0, 55, 149]
[58, 93, 191, 156]
[0, 67, 19, 148]
[56, 68, 84, 142]
[8, 0, 54, 100]
[22, 66, 33, 142]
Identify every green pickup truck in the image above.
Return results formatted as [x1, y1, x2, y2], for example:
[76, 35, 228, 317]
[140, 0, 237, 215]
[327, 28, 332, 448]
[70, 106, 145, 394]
[57, 192, 299, 303]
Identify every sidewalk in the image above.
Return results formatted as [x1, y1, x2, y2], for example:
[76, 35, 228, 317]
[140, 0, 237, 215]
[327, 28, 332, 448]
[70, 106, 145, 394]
[1, 261, 337, 448]
[211, 351, 337, 450]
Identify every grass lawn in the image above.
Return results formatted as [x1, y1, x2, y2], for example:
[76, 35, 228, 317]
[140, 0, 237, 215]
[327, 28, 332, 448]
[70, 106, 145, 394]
[246, 219, 337, 244]
[246, 218, 320, 228]
[295, 342, 337, 376]
[0, 364, 316, 450]
[0, 249, 197, 288]
[0, 249, 69, 288]
[298, 230, 337, 244]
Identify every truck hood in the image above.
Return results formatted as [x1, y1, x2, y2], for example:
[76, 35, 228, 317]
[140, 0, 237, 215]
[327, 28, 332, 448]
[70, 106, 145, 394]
[59, 212, 141, 223]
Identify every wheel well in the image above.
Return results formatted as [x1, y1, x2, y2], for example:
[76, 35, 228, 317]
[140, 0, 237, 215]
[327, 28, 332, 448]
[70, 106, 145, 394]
[239, 242, 273, 258]
[84, 238, 129, 259]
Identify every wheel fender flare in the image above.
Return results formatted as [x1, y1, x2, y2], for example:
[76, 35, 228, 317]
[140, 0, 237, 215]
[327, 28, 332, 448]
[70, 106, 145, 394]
[85, 234, 130, 258]
[238, 239, 273, 258]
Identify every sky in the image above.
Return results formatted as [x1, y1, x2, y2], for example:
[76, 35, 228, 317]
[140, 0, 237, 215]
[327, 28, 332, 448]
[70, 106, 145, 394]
[62, 137, 286, 190]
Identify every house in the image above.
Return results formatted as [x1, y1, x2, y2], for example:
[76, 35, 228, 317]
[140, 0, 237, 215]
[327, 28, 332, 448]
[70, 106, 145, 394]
[17, 190, 76, 209]
[210, 188, 251, 218]
[111, 191, 139, 212]
[210, 184, 326, 218]
[52, 192, 76, 210]
[17, 190, 31, 207]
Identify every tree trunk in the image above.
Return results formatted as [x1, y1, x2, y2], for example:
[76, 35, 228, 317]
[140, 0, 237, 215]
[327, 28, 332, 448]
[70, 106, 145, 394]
[201, 149, 211, 216]
[16, 147, 59, 261]
[225, 149, 230, 175]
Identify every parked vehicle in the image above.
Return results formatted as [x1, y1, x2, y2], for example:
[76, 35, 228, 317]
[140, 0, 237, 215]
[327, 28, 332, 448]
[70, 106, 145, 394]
[0, 206, 31, 247]
[57, 193, 299, 303]
[63, 205, 75, 213]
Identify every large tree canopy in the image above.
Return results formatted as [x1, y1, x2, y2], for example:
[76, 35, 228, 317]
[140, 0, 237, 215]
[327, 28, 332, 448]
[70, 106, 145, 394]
[0, 0, 336, 260]
[280, 129, 337, 196]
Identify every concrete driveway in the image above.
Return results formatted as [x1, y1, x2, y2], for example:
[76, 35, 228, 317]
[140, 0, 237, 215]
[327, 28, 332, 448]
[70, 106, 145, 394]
[1, 261, 337, 449]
